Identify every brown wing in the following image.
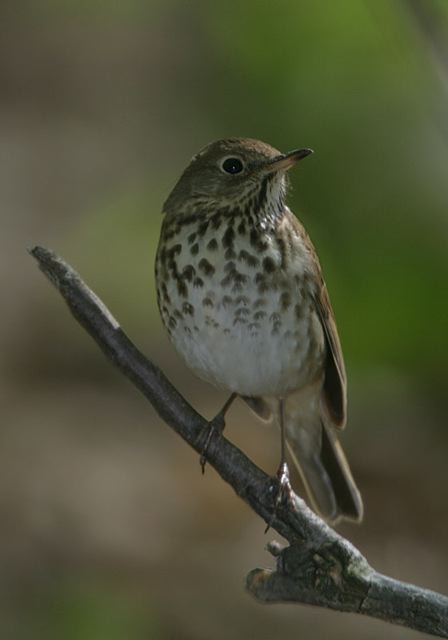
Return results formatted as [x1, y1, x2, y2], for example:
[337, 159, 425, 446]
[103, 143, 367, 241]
[283, 210, 347, 428]
[313, 284, 347, 429]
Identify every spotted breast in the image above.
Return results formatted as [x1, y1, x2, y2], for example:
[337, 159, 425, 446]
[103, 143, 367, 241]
[156, 205, 325, 397]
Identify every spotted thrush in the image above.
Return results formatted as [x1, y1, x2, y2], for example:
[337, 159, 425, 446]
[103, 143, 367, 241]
[155, 138, 363, 524]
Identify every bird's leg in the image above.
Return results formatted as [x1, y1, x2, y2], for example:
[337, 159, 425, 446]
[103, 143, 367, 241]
[199, 393, 237, 473]
[276, 398, 293, 502]
[265, 398, 293, 532]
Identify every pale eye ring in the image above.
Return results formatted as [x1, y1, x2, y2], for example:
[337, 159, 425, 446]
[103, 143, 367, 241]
[220, 156, 244, 175]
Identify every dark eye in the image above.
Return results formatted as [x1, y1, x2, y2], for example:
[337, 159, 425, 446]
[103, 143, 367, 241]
[221, 157, 244, 174]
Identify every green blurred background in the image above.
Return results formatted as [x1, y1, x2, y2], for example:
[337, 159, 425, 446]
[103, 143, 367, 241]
[2, 1, 447, 638]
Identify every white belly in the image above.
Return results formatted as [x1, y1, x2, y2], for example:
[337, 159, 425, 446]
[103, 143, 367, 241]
[171, 302, 318, 396]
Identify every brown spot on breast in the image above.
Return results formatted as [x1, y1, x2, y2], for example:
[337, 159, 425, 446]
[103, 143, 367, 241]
[207, 238, 218, 251]
[177, 279, 188, 298]
[222, 265, 249, 291]
[205, 315, 219, 328]
[221, 274, 232, 288]
[256, 275, 270, 293]
[161, 283, 171, 303]
[263, 256, 276, 273]
[233, 272, 248, 290]
[210, 213, 222, 230]
[238, 249, 259, 268]
[250, 228, 268, 252]
[253, 310, 266, 321]
[280, 291, 291, 310]
[190, 243, 199, 256]
[182, 302, 194, 316]
[235, 307, 250, 317]
[198, 221, 210, 237]
[249, 228, 259, 248]
[167, 258, 178, 274]
[182, 265, 196, 281]
[269, 312, 282, 333]
[198, 258, 215, 276]
[276, 236, 287, 269]
[202, 296, 214, 308]
[187, 232, 197, 244]
[170, 244, 182, 256]
[193, 277, 204, 288]
[222, 225, 235, 249]
[163, 229, 175, 241]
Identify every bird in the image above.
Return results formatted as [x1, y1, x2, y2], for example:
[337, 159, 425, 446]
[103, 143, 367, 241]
[155, 137, 363, 524]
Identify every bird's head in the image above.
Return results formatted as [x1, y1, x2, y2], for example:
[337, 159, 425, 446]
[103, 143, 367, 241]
[163, 138, 313, 221]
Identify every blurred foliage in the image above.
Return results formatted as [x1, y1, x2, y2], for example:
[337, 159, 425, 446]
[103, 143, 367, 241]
[29, 580, 158, 640]
[2, 2, 448, 639]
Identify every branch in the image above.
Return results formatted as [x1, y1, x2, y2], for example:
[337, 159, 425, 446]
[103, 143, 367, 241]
[30, 246, 448, 638]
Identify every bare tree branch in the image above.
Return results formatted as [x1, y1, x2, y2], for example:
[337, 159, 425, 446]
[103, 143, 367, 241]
[30, 245, 448, 638]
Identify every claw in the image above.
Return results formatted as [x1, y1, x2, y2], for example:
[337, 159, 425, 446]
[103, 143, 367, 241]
[198, 393, 236, 473]
[199, 414, 225, 473]
[264, 462, 293, 533]
[276, 462, 293, 506]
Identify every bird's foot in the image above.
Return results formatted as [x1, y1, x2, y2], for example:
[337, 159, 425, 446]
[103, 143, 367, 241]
[198, 393, 236, 473]
[199, 413, 226, 474]
[275, 461, 293, 507]
[265, 462, 293, 533]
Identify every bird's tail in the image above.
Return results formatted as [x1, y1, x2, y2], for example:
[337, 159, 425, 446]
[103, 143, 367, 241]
[285, 410, 363, 524]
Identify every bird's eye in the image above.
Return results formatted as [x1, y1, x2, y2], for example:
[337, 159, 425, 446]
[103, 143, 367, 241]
[221, 157, 244, 175]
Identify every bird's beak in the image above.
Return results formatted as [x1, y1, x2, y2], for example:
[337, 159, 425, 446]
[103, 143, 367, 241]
[264, 148, 313, 173]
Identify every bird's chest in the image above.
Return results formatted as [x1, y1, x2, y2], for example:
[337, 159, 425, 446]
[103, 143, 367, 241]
[156, 218, 325, 396]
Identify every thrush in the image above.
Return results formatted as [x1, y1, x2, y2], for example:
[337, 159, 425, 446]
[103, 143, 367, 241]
[155, 138, 363, 524]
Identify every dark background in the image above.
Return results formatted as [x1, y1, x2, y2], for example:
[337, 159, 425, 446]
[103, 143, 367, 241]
[2, 1, 447, 638]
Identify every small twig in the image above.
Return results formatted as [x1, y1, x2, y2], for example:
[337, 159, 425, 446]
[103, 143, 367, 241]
[30, 246, 448, 638]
